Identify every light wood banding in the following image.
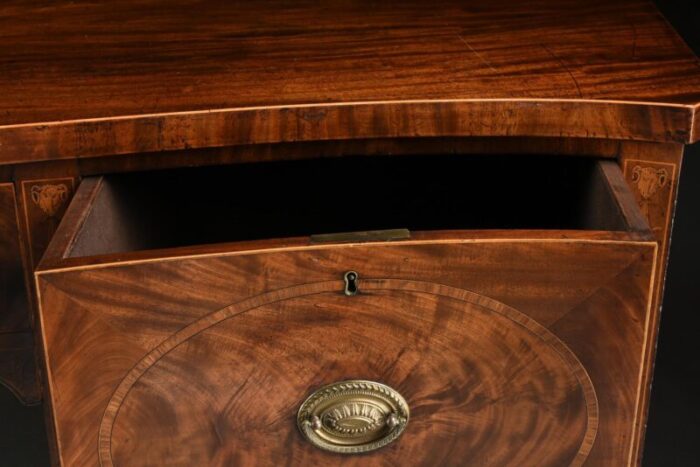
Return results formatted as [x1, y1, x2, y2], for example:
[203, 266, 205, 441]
[1, 0, 700, 164]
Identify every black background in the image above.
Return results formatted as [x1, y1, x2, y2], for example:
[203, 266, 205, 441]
[0, 1, 698, 465]
[640, 1, 700, 465]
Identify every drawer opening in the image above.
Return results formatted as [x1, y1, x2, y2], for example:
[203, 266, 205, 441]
[64, 154, 648, 258]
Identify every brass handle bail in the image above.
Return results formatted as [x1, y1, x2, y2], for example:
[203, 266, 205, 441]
[297, 380, 410, 454]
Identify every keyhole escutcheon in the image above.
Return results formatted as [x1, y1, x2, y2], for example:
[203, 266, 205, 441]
[344, 271, 359, 296]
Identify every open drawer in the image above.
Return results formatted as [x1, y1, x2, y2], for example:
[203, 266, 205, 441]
[36, 155, 656, 466]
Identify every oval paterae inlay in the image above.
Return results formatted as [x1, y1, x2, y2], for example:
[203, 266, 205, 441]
[98, 279, 598, 466]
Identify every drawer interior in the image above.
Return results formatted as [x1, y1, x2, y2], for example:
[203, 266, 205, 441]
[65, 154, 647, 258]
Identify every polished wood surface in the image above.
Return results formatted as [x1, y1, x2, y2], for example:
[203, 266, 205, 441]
[19, 179, 76, 270]
[32, 159, 659, 465]
[618, 141, 685, 461]
[0, 137, 661, 406]
[1, 0, 699, 165]
[37, 237, 655, 466]
[0, 137, 621, 185]
[100, 280, 597, 466]
[0, 2, 692, 462]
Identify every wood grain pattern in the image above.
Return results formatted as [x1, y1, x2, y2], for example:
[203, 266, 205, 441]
[37, 238, 655, 466]
[0, 6, 691, 460]
[618, 141, 685, 464]
[624, 160, 677, 240]
[99, 279, 598, 466]
[20, 179, 76, 269]
[605, 161, 652, 232]
[2, 137, 622, 185]
[1, 101, 694, 165]
[0, 0, 699, 165]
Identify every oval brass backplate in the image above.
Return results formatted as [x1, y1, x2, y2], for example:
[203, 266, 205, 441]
[297, 380, 409, 454]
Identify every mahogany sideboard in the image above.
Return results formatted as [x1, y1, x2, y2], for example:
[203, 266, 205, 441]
[1, 1, 699, 465]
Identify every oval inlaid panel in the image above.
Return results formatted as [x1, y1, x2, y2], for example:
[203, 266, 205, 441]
[99, 279, 597, 466]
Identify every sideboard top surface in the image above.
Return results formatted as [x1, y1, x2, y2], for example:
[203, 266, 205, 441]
[1, 0, 700, 164]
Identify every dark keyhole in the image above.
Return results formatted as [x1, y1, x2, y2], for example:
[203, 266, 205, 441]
[344, 271, 359, 296]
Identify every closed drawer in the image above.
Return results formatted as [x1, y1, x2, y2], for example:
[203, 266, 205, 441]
[36, 155, 655, 466]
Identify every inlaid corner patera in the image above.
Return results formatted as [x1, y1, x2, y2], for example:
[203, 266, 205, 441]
[30, 184, 69, 218]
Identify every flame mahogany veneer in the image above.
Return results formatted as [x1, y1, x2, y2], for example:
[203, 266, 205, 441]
[0, 1, 698, 465]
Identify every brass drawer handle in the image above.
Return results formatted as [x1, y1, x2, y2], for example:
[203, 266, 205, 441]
[297, 380, 409, 454]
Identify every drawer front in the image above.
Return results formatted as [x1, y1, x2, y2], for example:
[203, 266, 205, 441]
[37, 240, 655, 466]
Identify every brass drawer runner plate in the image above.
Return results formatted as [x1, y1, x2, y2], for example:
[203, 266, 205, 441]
[310, 228, 410, 244]
[297, 380, 410, 454]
